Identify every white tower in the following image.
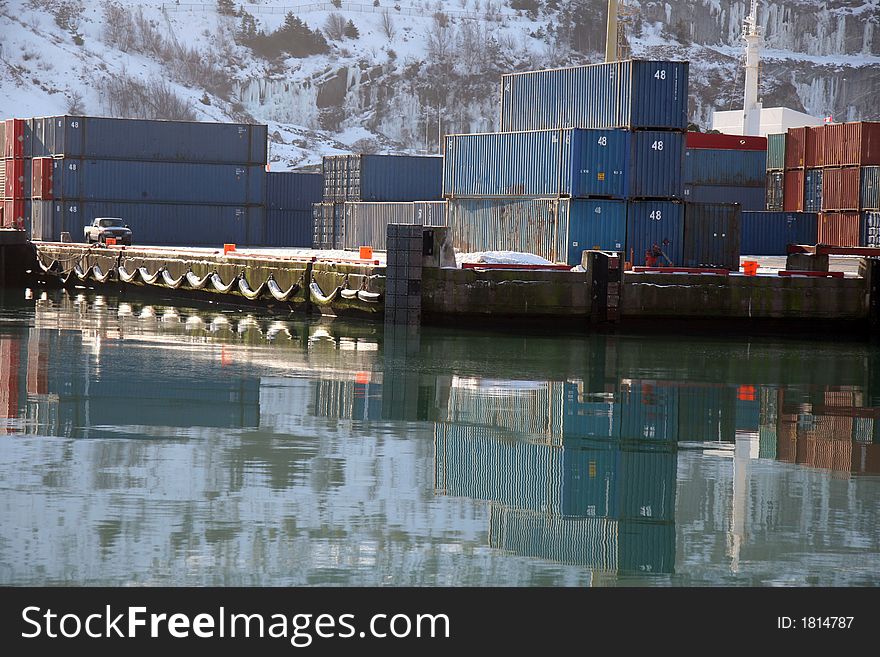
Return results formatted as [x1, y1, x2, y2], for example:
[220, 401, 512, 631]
[605, 0, 619, 63]
[742, 0, 763, 135]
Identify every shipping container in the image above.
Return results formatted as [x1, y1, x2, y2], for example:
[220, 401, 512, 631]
[3, 119, 25, 159]
[263, 209, 313, 248]
[0, 158, 5, 198]
[804, 168, 823, 212]
[567, 199, 627, 264]
[785, 126, 807, 169]
[617, 448, 677, 522]
[824, 121, 880, 167]
[2, 199, 26, 229]
[862, 211, 880, 248]
[50, 158, 265, 205]
[683, 184, 765, 211]
[805, 125, 825, 168]
[764, 171, 785, 212]
[3, 158, 30, 199]
[766, 133, 786, 170]
[31, 157, 53, 200]
[685, 132, 766, 150]
[560, 444, 618, 517]
[322, 154, 443, 202]
[861, 166, 880, 210]
[443, 128, 681, 199]
[821, 166, 860, 211]
[682, 202, 741, 270]
[313, 202, 344, 249]
[28, 116, 267, 164]
[266, 171, 322, 211]
[683, 148, 766, 187]
[619, 383, 679, 443]
[0, 121, 5, 159]
[818, 212, 862, 247]
[679, 385, 737, 442]
[740, 211, 819, 255]
[736, 396, 760, 432]
[562, 384, 621, 440]
[783, 169, 804, 211]
[446, 197, 568, 263]
[45, 201, 260, 246]
[499, 59, 689, 132]
[30, 199, 54, 241]
[343, 201, 446, 251]
[625, 200, 685, 266]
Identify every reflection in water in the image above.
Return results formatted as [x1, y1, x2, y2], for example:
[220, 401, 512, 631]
[0, 289, 879, 585]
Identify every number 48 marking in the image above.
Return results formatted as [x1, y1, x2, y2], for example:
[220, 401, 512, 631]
[654, 70, 666, 80]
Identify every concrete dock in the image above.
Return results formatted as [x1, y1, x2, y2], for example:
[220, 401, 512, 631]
[3, 226, 878, 333]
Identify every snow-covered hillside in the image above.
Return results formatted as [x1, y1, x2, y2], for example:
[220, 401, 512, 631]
[0, 0, 878, 170]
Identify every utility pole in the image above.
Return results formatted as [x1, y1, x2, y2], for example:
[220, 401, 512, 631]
[605, 0, 619, 62]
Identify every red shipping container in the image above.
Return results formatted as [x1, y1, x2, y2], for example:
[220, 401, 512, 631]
[3, 118, 25, 159]
[785, 126, 807, 169]
[685, 132, 767, 151]
[783, 169, 804, 211]
[822, 166, 860, 211]
[818, 212, 861, 246]
[31, 157, 53, 200]
[852, 443, 880, 475]
[804, 126, 825, 168]
[1, 199, 25, 229]
[824, 121, 880, 167]
[0, 336, 21, 423]
[3, 158, 25, 198]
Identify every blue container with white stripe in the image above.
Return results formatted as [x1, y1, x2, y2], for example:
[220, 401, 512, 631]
[625, 201, 685, 266]
[500, 59, 689, 132]
[267, 172, 323, 211]
[804, 168, 823, 212]
[683, 149, 766, 187]
[566, 199, 627, 264]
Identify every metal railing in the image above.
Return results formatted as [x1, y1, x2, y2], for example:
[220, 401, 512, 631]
[160, 1, 508, 20]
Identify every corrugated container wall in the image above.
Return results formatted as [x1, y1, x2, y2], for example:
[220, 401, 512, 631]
[821, 167, 860, 211]
[617, 449, 677, 521]
[264, 209, 313, 248]
[3, 119, 25, 159]
[818, 212, 862, 247]
[785, 126, 807, 169]
[28, 116, 267, 164]
[343, 201, 446, 251]
[625, 201, 685, 266]
[46, 201, 260, 246]
[0, 159, 6, 197]
[740, 212, 818, 255]
[685, 133, 766, 150]
[682, 202, 741, 270]
[766, 171, 784, 210]
[322, 154, 442, 202]
[446, 198, 568, 263]
[861, 166, 880, 210]
[30, 199, 55, 241]
[683, 149, 766, 187]
[683, 184, 765, 211]
[766, 133, 786, 170]
[824, 122, 880, 167]
[629, 130, 684, 198]
[499, 60, 688, 132]
[619, 385, 679, 442]
[312, 202, 344, 249]
[804, 168, 823, 212]
[566, 199, 627, 264]
[805, 126, 825, 168]
[783, 170, 804, 211]
[266, 172, 322, 211]
[3, 158, 30, 199]
[50, 159, 265, 205]
[864, 211, 880, 248]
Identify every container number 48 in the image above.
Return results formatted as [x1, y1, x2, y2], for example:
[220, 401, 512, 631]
[597, 136, 607, 146]
[654, 70, 666, 80]
[649, 211, 662, 221]
[651, 141, 664, 151]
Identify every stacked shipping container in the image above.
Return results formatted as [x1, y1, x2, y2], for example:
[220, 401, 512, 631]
[4, 115, 270, 246]
[773, 121, 880, 247]
[262, 172, 322, 247]
[316, 154, 443, 249]
[445, 59, 695, 267]
[683, 132, 767, 211]
[1, 119, 28, 230]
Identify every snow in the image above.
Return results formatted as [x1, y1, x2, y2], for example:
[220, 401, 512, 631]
[455, 251, 555, 267]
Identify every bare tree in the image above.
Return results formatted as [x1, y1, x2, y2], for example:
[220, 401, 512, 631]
[381, 10, 395, 40]
[324, 12, 347, 41]
[66, 89, 85, 114]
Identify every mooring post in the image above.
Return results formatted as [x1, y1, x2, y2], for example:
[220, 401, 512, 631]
[384, 223, 424, 326]
[584, 250, 622, 325]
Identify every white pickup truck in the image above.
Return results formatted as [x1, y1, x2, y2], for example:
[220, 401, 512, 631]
[84, 217, 133, 245]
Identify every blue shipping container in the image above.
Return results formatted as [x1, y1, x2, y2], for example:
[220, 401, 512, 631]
[863, 211, 880, 248]
[561, 444, 618, 517]
[322, 154, 443, 202]
[625, 201, 685, 267]
[862, 166, 880, 210]
[266, 172, 323, 211]
[683, 148, 766, 187]
[48, 201, 257, 246]
[740, 211, 819, 255]
[500, 59, 689, 132]
[617, 449, 677, 522]
[29, 116, 267, 164]
[443, 128, 681, 199]
[567, 199, 627, 265]
[765, 172, 784, 211]
[51, 158, 265, 205]
[683, 184, 765, 211]
[264, 209, 313, 247]
[343, 201, 446, 251]
[682, 202, 741, 270]
[804, 168, 823, 212]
